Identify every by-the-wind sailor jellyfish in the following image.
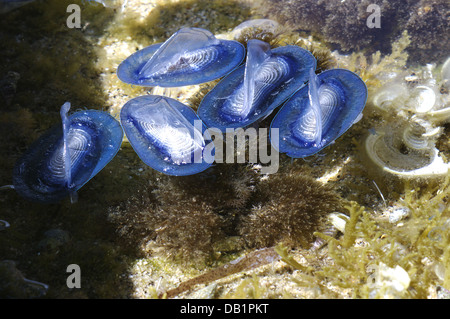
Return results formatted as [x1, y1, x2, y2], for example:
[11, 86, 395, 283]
[271, 68, 367, 158]
[117, 27, 245, 87]
[197, 39, 316, 132]
[12, 102, 123, 203]
[120, 95, 214, 176]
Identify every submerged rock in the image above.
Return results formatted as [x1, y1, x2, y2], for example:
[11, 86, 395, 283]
[260, 0, 449, 63]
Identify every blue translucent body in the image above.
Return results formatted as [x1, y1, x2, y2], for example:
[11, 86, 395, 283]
[117, 28, 245, 87]
[13, 107, 123, 203]
[197, 41, 317, 132]
[120, 95, 214, 176]
[270, 69, 367, 158]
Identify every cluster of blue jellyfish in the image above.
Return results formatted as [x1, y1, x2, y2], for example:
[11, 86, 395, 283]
[11, 27, 367, 203]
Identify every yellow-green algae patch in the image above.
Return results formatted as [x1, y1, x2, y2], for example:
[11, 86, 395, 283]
[303, 178, 450, 299]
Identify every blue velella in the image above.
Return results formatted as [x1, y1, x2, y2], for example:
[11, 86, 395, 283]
[117, 27, 245, 87]
[120, 95, 214, 176]
[270, 68, 368, 158]
[13, 102, 124, 203]
[197, 39, 317, 132]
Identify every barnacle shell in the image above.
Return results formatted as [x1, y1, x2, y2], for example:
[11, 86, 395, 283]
[197, 39, 316, 131]
[402, 117, 440, 150]
[271, 68, 367, 158]
[120, 95, 214, 176]
[372, 83, 407, 111]
[13, 103, 123, 203]
[117, 27, 245, 87]
[371, 69, 450, 124]
[365, 121, 449, 178]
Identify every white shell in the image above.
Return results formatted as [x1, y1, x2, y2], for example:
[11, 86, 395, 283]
[328, 212, 349, 233]
[372, 83, 407, 111]
[427, 107, 450, 124]
[371, 76, 449, 125]
[402, 117, 440, 150]
[365, 128, 450, 178]
[387, 206, 410, 224]
[407, 85, 436, 113]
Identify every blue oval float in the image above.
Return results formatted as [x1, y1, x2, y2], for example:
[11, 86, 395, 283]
[270, 68, 367, 158]
[117, 27, 245, 87]
[197, 39, 316, 132]
[13, 102, 123, 203]
[120, 95, 214, 176]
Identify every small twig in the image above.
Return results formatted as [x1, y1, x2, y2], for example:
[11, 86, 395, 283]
[161, 247, 279, 298]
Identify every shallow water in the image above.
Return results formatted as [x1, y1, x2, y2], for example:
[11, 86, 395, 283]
[0, 0, 448, 299]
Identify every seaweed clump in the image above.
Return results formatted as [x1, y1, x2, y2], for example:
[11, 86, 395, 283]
[234, 26, 281, 49]
[293, 38, 337, 72]
[108, 163, 342, 263]
[108, 164, 258, 263]
[239, 173, 341, 249]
